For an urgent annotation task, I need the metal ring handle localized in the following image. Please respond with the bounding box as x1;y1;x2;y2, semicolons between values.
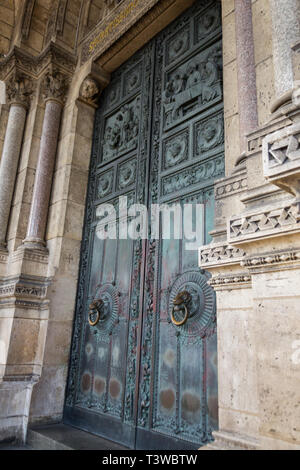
170;304;189;326
88;310;100;326
88;299;103;326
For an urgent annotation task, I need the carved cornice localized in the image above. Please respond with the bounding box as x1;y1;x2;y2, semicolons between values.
229;202;300;244
208;273;251;289
0;298;50;311
200;242;246;268
38;42;77;75
0;275;51;303
241;249;300;271
80;0;188;65
215;173;247;200
11;247;49;264
0;43;77;82
247;114;293;156
262;121;300;208
0;374;40;386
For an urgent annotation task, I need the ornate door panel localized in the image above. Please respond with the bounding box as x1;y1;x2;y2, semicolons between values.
64;42;154;448
65;0;223;450
135;0;223;449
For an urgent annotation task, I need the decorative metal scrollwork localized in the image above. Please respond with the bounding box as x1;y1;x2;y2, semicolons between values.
170;291;191;326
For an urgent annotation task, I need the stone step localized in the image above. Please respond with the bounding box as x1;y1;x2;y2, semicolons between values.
27;423;129;451
200;431;259;451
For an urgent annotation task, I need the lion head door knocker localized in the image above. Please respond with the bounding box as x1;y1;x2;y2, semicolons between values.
88;283;120;337
88;299;103;326
88;293;112;327
168;271;216;342
170;291;191;326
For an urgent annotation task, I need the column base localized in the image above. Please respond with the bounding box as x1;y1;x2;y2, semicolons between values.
22;237;48;252
199;431;260;451
0;376;39;444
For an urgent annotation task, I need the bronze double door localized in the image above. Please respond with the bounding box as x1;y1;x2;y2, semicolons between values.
64;0;223;450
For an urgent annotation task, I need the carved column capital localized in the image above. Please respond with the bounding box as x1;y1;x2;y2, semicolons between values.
5;72;34;108
41;68;69;105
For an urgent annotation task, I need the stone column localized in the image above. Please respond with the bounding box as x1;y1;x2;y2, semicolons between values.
270;0;300;100
0;75;32;249
235;0;258;155
23;70;68;250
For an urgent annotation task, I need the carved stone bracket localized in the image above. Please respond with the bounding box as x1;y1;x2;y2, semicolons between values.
263;122;300;208
78;62;111;107
78;77;101;107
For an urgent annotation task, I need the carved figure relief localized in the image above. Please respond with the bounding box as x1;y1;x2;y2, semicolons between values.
163;132;188;169
97;170;114;198
166;27;190;65
102;96;141;161
124;64;142;96
162;155;224;196
80;77;100;106
118;159;137;189
163;44;222;127
195;4;221;43
195;113;224;155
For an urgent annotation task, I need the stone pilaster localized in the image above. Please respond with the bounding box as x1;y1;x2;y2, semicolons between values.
270;0;300;103
0;75;33;250
235;0;258;158
23;69;69;250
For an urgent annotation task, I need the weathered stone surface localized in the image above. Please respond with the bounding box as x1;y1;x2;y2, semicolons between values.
235;0;258;152
270;0;300;98
24;99;63;249
0;105;27;248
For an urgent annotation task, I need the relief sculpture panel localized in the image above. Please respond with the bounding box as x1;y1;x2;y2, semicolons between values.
195;110;224;158
163;43;222;129
166;26;190;66
102;96;141;162
195;2;221;44
162;130;189;170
